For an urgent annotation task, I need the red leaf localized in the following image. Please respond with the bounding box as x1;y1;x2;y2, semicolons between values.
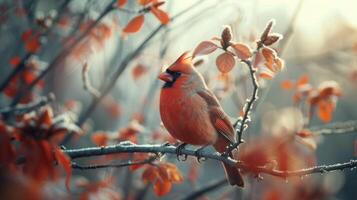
37;107;53;128
137;0;153;6
122;15;144;33
117;0;127;7
297;74;309;87
153;179;172;197
230;43;252;60
280;80;293;90
192;41;218;58
22;71;36;85
9;56;21;67
25;36;40;53
91;132;109;146
216;52;235;73
54;148;72;191
21;29;33;41
150;6;169;25
317;101;333;123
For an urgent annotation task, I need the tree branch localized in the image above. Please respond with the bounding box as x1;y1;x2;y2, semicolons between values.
63;142;357;178
310;120;357;136
71;155;158;170
228;59;259;153
0;93;55;116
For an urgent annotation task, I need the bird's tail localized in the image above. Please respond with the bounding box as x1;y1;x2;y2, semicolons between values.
222;162;244;187
214;138;244;187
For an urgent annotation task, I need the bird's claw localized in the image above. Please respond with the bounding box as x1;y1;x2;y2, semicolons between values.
175;143;187;161
194;146;208;163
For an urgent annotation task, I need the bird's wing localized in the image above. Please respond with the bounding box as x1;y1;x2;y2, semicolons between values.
197;90;236;144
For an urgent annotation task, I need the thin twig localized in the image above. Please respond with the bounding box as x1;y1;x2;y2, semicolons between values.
228;59;259;153
181;178;228;200
72;155;157;170
0;93;55;115
278;0;305;55
81;62;100;98
310;120;357;136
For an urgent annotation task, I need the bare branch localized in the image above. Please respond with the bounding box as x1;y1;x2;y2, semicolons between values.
63;142;357;178
228;59;259;153
310;120;357;136
81;62;100;98
0;93;55;116
71;155;158;170
278;0;305;55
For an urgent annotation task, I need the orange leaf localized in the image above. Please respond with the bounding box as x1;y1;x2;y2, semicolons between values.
261;47;276;67
9;56;21;67
21;29;33;41
25;36;40;53
132;64;147;80
192;41;218;58
91;132;108;146
317;101;333;123
259;68;274;80
123;15;144;33
38;107;53;128
280;80;293;90
117;0;127;7
150;6;169;25
230;43;252;60
216;52;235;73
153;179;172;197
54;148;72;191
22;71;36;84
137;0;153;5
297;74;309;87
142;166;158;183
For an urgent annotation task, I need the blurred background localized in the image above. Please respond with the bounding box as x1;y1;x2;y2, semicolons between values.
0;0;357;199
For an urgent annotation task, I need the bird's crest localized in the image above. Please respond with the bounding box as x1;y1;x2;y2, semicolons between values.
167;51;193;73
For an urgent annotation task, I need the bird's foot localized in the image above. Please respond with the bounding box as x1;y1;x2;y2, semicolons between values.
194;145;208;163
175;143;188;161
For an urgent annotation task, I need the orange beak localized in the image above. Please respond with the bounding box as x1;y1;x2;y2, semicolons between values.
158;71;173;82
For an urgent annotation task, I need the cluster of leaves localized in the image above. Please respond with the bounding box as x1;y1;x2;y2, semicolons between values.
281;75;342;123
192;20;284;80
121;0;169;34
0;106;80;198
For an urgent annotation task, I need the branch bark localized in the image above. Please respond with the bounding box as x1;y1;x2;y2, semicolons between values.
63;142;357;178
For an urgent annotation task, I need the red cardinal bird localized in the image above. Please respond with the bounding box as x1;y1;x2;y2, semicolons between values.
158;52;244;187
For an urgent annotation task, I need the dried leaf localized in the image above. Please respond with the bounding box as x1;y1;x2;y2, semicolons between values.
137;0;153;6
153;179;172;197
297;75;309;87
122;15;144;33
91;132;108;146
54;148;72;191
260;19;275;42
150;6;169;25
9;56;21;67
280;80;293;90
317;101;333;123
221;26;232;47
192;41;218;58
25;36;40;53
216;52;235;73
117;0;127;7
263;33;283;46
230;43;252;60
